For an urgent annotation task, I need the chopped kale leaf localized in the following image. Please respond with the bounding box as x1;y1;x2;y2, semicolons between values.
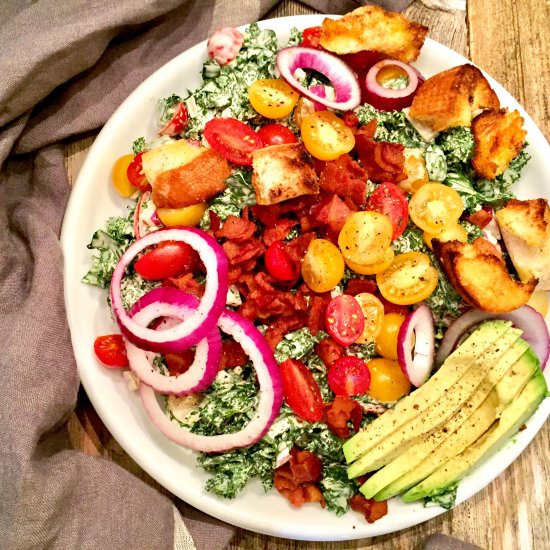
131;136;148;155
424;482;458;509
321;464;356;516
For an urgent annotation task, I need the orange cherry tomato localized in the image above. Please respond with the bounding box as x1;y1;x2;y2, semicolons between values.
248;79;299;119
375;312;406;360
366;357;411;402
301;238;345;293
112;154;137;197
301;111;355;161
353;293;385;344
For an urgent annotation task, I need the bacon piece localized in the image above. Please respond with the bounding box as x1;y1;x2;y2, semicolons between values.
349;494;388;523
374;291;410;316
262;218;297;246
285;232;316;265
222;238;265;265
165;350;196;375
289;448;323;483
323;396;363;439
164;273;205;298
209;211;221;232
252;195;315;227
344;278;378;296
467;208;493;229
307;293;331;335
355;132;406;184
310;193;353;236
215;215;257;241
319;154;368;206
314;337;345;369
220;340;248;369
265;314;307;349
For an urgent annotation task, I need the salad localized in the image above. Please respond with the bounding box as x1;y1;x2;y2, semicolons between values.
83;7;549;525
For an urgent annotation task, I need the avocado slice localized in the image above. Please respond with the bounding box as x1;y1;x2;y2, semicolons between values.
343;321;513;464
346;326;522;477
360;340;535;499
402;368;548;502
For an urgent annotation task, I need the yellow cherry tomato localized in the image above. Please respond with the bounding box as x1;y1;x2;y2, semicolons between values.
301;111;355;161
527;290;549;317
376;251;439;305
366;357;411;402
156;202;208;227
423;222;468;250
408;182;464;235
293;96;316;128
248;79;299;119
112;154;137;197
301;238;345;293
338;211;393;266
375;312;406;359
354;293;385;344
345;246;395;275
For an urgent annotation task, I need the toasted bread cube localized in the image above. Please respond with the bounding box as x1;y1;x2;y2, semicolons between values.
432;237;536;312
496;199;550;290
141;139;202;184
408;65;500;132
251;142;319;205
472;109;526;180
319;6;427;63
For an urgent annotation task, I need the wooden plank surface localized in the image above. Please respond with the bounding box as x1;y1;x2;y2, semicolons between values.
65;1;550;549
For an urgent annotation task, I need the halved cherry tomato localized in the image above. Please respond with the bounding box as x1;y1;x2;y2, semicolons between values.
248;79;299;119
127;152;151;192
423;222;468;250
134;241;200;280
300;26;323;48
165;350;195;375
264;240;297;282
280;359;323;422
366;357;411;402
156;202;208;227
353;293;384;344
408;182;464;235
376;251;438;305
301;111;355;161
325;295;365;347
203;117;263;165
301;238;345;293
257;123;298;146
159;102;188;136
344;247;395;276
94;334;128;368
366;182;409;240
328;356;371;396
375;312;406;360
112;154;137;197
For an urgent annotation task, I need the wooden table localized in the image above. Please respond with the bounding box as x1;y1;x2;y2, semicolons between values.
65;1;550;548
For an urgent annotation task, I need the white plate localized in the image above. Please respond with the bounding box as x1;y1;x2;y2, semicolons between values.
61;14;550;541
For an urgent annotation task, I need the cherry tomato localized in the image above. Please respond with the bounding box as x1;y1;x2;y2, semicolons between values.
423;222;468;250
156;203;208;227
353;293;385;344
280;359;323;422
257;124;298;146
165;350;195;375
301;111;355;161
375;312;406;360
325;295;365;347
159;102;188;136
94;334;128;368
264;240;297;282
366;357;411;402
301;238;344;293
366;182;409;240
112;154;137;197
248;79;299;119
203;117;263;165
328;356;371;396
134;241;200;280
126;152;151;192
376;251;438;305
300;26;323;48
344;247;395;276
293;97;317;128
408;182;464;235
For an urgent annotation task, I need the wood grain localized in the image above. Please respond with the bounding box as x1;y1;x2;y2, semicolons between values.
65;1;549;549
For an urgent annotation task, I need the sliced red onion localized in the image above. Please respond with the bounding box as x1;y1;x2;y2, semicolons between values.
125;289;221;395
309;85;328;111
134;191;162;240
397;304;435;387
276;46;361;111
139;306;283;453
364;59;420;112
436;306;549;370
110;228;228;353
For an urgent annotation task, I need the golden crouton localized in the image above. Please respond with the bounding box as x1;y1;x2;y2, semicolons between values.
408;65;500;132
142;139;202;184
432;237;536;312
251;142;319;205
151;148;230;208
495;199;550;290
471;109;526;180
319;5;428;63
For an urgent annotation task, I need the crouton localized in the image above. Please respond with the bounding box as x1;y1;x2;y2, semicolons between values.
141;139;202;184
251;142;319;205
319;6;428;63
495;199;550;290
432;237;536;312
151;147;230;208
408;65;500;132
471;109;526;180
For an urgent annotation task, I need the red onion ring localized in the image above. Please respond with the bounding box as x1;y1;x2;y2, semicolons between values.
125;289;221;395
133;191;162;240
436;306;549;370
397;304;435;387
110;227;228;353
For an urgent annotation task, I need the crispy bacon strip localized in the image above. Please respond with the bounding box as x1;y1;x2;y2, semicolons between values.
349;494;388;524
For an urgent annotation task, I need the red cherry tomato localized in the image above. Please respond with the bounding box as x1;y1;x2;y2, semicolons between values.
134;241;200;280
165;350;195;375
328;356;371;396
159;102;188;136
94;334;128;368
280;359;323;422
257;124;298;146
126;152;151;192
264;240;297;282
339;51;386;74
300;26;323;49
325;295;365;347
366;181;409;240
203;117;263;165
342;111;359;132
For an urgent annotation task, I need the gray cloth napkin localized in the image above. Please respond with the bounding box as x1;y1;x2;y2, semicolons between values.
0;1;411;549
